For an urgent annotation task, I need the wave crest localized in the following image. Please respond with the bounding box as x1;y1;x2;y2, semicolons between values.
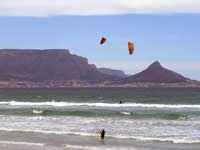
0;128;199;144
0;101;200;109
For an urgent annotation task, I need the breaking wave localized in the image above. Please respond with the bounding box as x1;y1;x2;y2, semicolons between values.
0;128;199;144
0;101;200;109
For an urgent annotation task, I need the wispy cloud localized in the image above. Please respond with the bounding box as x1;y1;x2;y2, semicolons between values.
0;0;200;17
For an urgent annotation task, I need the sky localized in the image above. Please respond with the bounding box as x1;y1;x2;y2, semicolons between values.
0;0;200;80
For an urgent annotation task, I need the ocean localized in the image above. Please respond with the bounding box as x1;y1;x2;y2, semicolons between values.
0;88;200;150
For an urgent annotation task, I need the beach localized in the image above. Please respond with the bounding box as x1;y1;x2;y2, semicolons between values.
0;88;200;150
0;130;200;150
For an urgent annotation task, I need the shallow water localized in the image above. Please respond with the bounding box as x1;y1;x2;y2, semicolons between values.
0;88;200;149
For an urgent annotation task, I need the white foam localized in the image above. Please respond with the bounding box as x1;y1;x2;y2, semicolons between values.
0;128;199;144
0;127;96;137
0;140;43;146
0;141;95;150
1;101;200;109
0;141;132;150
120;112;131;115
113;135;200;144
32;109;43;114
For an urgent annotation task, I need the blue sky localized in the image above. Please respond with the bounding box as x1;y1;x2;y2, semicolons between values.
0;0;200;80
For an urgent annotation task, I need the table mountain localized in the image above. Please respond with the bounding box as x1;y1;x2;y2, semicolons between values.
0;49;113;82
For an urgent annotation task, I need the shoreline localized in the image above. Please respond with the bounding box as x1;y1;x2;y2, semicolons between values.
0;131;200;150
0;141;88;150
0;86;200;89
0;139;200;150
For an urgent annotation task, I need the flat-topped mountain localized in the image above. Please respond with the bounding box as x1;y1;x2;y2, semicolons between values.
0;50;198;88
0;49;113;82
121;61;189;83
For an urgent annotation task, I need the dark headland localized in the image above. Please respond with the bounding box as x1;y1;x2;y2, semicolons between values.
0;49;199;88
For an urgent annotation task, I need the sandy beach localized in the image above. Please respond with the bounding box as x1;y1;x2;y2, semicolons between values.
0;140;200;150
0;142;88;150
0;130;200;150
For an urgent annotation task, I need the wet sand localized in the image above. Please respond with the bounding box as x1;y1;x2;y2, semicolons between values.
0;143;89;150
0;130;200;150
0;141;200;150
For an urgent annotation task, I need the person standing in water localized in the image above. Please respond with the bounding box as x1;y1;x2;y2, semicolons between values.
100;129;105;140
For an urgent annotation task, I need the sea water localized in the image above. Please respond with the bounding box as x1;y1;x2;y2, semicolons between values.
0;88;200;149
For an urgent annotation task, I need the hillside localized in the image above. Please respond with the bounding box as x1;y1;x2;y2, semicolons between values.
0;49;113;82
120;61;189;83
98;68;127;78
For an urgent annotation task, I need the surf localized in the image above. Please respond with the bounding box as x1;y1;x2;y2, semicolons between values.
0;128;199;144
1;101;200;109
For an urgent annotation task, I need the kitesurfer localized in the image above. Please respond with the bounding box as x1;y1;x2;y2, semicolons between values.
100;129;105;140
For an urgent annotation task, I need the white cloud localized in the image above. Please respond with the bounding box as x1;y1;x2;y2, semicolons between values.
0;0;200;17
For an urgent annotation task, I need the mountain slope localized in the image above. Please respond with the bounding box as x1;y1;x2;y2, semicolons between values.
98;68;127;78
121;61;188;83
0;49;113;82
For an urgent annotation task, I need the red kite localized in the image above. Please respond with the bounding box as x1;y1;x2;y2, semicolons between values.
100;37;107;45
